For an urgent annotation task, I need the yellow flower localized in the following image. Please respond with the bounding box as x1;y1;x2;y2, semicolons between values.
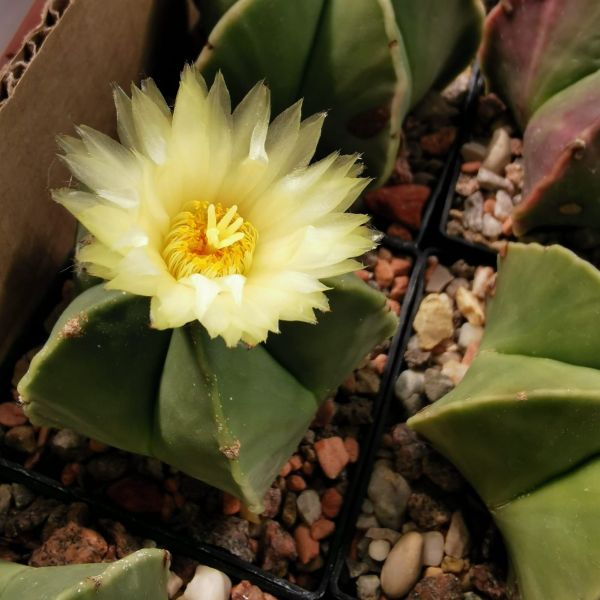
54;67;376;346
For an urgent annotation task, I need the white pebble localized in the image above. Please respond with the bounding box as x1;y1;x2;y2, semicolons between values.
472;267;495;299
181;565;231;600
477;168;514;194
357;574;381;600
461;141;487;162
394;370;425;402
494;190;514;220
482;213;503;239
445;511;470;558
369;539;392;562
380;532;424;599
482;128;511;175
167;572;183;599
458;322;484;349
422;531;444;566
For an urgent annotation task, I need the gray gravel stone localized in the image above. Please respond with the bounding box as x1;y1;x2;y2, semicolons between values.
297;490;321;525
424;368;454;402
368;464;411;529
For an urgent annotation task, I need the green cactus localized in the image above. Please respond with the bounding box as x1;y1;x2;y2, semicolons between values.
196;0;484;184
480;0;600;238
0;549;169;599
408;243;600;599
19;275;397;513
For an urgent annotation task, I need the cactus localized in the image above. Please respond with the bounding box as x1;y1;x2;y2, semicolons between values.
196;0;484;184
19;275;397;513
408;243;600;599
480;0;600;237
0;549;170;599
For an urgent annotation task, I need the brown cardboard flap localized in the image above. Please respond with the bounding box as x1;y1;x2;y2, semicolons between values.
0;0;165;361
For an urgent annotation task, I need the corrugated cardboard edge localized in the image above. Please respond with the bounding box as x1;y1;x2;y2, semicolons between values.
0;0;163;362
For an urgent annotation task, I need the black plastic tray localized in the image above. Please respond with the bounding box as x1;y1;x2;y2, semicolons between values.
329;239;497;600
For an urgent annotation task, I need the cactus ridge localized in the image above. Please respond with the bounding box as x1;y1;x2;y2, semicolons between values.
19;274;397;512
409;243;600;600
480;0;600;237
196;0;484;184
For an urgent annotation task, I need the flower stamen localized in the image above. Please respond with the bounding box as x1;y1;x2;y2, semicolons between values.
163;201;257;280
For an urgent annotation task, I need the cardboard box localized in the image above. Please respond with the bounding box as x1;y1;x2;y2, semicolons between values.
0;0;188;361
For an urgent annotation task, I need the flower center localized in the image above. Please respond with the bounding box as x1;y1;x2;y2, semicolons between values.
162;201;258;279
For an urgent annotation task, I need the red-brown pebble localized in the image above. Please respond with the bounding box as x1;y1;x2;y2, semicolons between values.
461;161;481;174
294;525;320;564
390;258;412;276
88;439;108;453
420;126;457;156
502;216;514;236
365;185;430;230
314;437;350;479
371;353;388;375
61;463;81;487
390;275;409;300
312;397;335;428
374;260;395;287
321;488;343;519
355;269;370;282
302;462;314;476
386;223;413;241
106;477;164;513
223;492;241;515
0;403;26;427
279;462;292;478
289;454;303;471
344;437;360;463
387;299;401;315
231;580;265;600
288;474;307;492
483;199;496;214
310;518;335;541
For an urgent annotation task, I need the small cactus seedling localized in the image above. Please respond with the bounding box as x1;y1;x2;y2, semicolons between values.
196;0;484;184
409;243;600;600
0;549;170;599
480;0;600;237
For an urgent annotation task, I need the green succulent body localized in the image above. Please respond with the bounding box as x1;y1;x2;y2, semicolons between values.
409;243;600;599
19;274;397;512
480;0;600;237
0;549;169;599
196;0;484;184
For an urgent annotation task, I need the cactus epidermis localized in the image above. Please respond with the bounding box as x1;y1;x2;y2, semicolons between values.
19;274;397;512
409;243;600;600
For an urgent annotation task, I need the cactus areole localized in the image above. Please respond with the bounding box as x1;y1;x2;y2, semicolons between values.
17;70;398;513
409;243;600;600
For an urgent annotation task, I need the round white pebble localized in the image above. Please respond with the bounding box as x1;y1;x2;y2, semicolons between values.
368;539;391;562
181;565;231;600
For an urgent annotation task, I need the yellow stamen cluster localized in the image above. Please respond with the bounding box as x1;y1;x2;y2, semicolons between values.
162;201;258;280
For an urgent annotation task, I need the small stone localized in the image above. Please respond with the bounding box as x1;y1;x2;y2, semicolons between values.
441;360;468;386
482;214;503;239
422;531;444;566
477;168;514;194
461;161;481;175
205;517;255;563
181;565;231;600
441;556;465;574
470;564;507;600
314;437;350;479
294;524;319;564
4;426;36;453
106;477;164;513
407;491;451;529
394;370;425;402
374;260;395;288
413;294;454;350
420;126;457;156
167;571;184;599
425;264;454;293
445;511;470;558
365;527;401;545
368;539;391;562
472;267;495;299
494;190;513;221
482;128;511;175
404;335;432;368
424;368;454;403
364;185;430;230
505;161;524;189
287;474;307;492
282;492;298;528
357;574;381;600
391;257;412;276
231;580;265;600
262;519;297;569
445;277;469;299
50;429;88;461
261;488;282;518
368;464;411;529
356;514;379;530
297;490;321;525
406;574;463;600
460;142;487;162
455;287;485;326
11;484;34;509
390;425;428;480
0;403;27;427
321;488;343;519
380;532;424;599
462;192;484;233
310;518;335;541
455;174;480;197
390;276;409;300
458;323;484;349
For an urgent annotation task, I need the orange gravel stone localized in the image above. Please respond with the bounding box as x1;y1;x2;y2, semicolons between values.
374;260;395;287
371;353;388;375
461;160;481;174
223;492;241;515
390;275;409;300
355;269;371;282
387;299;401;315
289;454;303;471
344;437;360;463
287;474;307;492
294;524;319;564
60;463;81;487
0;403;26;427
314;436;350;479
310;518;335;541
483;199;496;214
321;488;343;518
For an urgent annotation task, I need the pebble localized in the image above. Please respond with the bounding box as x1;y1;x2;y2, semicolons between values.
380;531;424;599
11;483;34;508
4;425;36;453
297;490;321;525
281;492;297;528
445;277;469;299
106;477;164;514
481;128;511;175
425;264;454;293
505;161;524;189
50;429;88;461
441;360;468;386
458;323;484;349
357;574;381;600
0;403;27;427
460;141;487;162
477;168;514;194
462;192;484;233
455;174;480;197
394;370;425;402
321;487;343;519
374;260;395;288
407;574;463;600
364;184;430;230
471;267;495;299
314;436;350;479
294;524;319;564
365;527;401;545
420;126;457;156
310;518;335;540
445;511;470;558
424;368;454;402
422;531;444;566
344;437;360;463
367;464;411;529
167;572;184;599
455;288;485;326
368;539;391;562
181;565;231;600
413;294;454;350
482;213;503;239
494;190;513;221
407;492;451;529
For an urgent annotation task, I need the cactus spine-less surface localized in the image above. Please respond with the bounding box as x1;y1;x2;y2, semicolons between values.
19;275;397;512
0;549;170;599
196;0;484;184
408;243;600;600
480;0;600;237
